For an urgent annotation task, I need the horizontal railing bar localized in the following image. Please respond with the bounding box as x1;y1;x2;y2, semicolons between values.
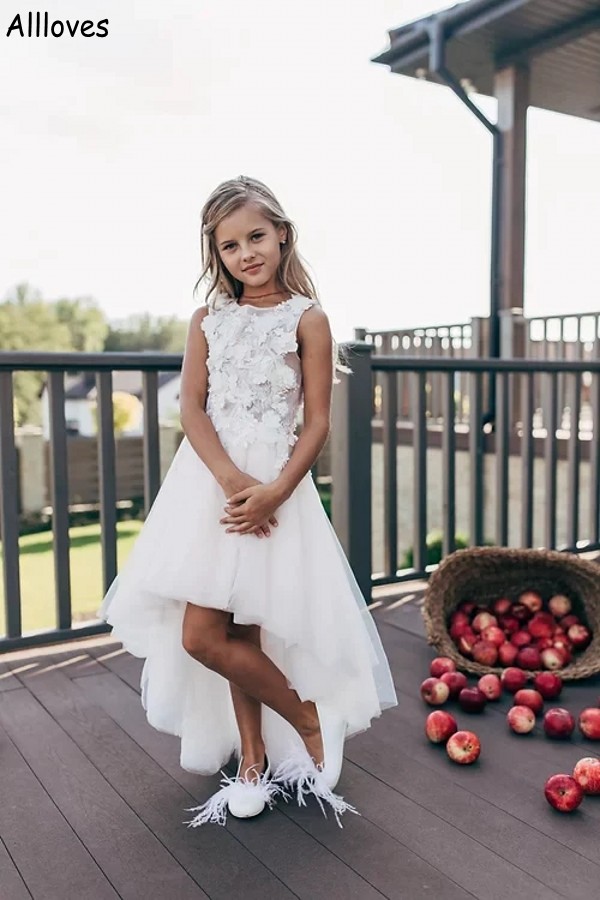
0;352;182;371
371;356;600;374
0;623;111;653
3;350;600;375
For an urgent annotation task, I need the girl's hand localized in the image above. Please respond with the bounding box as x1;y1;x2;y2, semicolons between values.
219;472;278;538
221;483;285;536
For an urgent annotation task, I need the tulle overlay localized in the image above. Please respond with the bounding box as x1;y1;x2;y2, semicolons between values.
98;295;397;775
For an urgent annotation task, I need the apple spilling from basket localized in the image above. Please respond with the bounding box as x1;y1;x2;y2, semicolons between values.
448;590;592;671
421;655;600;812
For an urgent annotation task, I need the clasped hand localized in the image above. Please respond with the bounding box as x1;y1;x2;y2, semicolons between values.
219;483;283;538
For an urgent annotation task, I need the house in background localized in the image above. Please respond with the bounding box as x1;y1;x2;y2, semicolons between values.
39;370;181;438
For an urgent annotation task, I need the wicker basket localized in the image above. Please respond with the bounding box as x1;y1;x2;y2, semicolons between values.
422;546;600;681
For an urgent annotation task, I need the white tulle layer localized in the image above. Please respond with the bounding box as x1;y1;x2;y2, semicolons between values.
97;435;398;775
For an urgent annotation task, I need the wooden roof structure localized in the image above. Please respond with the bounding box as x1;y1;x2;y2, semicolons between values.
371;0;600;405
373;0;600;122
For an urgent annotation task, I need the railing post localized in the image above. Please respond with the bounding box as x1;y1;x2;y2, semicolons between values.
500;308;527;429
331;342;373;602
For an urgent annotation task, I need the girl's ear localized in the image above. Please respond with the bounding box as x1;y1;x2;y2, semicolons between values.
278;225;288;244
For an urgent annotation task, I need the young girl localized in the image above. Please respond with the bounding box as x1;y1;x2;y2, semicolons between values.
98;175;397;829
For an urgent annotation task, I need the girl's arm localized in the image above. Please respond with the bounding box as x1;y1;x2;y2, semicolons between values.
179;306;242;487
271;305;333;501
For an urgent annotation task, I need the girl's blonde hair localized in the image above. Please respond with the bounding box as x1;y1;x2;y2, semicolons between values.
193;175;350;382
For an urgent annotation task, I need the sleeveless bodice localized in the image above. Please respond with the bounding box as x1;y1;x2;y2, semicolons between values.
201;293;316;473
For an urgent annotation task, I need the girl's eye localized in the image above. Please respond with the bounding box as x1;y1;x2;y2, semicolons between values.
222;233;263;251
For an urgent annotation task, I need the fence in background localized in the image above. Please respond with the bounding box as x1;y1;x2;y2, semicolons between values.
360;311;600;430
2;344;600;650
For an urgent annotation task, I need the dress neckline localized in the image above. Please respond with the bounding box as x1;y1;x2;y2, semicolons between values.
235;293;299;311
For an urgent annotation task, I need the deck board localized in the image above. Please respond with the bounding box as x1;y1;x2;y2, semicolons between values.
1;591;599;899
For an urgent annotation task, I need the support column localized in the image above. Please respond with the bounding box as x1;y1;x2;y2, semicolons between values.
494;64;529;315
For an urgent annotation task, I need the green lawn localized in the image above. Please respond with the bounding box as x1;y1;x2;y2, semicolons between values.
0;521;143;636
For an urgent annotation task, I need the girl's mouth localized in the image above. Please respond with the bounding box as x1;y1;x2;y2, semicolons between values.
244;263;263;273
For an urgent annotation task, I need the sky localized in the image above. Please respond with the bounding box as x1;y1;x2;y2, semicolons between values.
1;0;600;343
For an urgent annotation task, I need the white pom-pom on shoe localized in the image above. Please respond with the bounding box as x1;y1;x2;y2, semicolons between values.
273;746;360;828
184;755;286;827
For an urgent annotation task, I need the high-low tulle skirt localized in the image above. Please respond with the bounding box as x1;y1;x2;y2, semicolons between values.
97;434;398;775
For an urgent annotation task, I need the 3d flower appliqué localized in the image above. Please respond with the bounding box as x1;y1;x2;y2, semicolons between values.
201;295;316;470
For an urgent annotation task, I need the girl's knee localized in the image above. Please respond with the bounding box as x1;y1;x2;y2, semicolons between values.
182;630;226;668
181;604;228;668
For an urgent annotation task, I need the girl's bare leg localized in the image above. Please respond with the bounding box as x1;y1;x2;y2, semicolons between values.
227;619;266;781
182;604;324;766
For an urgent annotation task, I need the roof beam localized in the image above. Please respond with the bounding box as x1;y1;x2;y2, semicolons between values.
497;7;600;67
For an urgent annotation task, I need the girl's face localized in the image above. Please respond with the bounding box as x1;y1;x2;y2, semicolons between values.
215;203;287;291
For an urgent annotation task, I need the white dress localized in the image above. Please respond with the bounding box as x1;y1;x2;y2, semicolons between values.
98;293;398;775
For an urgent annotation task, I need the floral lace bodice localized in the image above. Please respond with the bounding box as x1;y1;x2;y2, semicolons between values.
201;293;317;473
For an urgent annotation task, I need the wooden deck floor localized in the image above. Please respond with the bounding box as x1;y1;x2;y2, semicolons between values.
1;591;600;900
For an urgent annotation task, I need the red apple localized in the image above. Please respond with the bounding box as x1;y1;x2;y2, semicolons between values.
450;611;470;627
458;601;477;616
458;687;487;713
534;637;554;651
512;603;531;622
501;667;528;693
528;613;555;640
517;647;542;670
559;614;579;629
450;620;472;640
540;647;566;671
544;774;584;812
533;672;563;700
458;633;477;656
493;597;513;617
519;590;543;613
472;640;498;666
472;612;497;633
507;705;536;734
513;689;544;715
548;594;572;618
499;615;520;635
446;730;481;764
440;670;468;698
425;710;458;744
572;757;600;795
543;707;575;739
578;708;600;740
498;642;519;666
481;625;506;648
510;630;532;648
568;624;592;650
420;677;450;706
430;657;457;678
478;673;502;700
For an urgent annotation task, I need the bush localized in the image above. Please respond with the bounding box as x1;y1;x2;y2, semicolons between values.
401;530;472;569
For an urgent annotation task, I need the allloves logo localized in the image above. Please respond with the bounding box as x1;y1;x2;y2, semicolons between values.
6;11;109;38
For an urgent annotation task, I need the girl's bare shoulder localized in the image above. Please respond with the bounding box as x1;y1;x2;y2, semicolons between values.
189;305;210;329
298;302;331;334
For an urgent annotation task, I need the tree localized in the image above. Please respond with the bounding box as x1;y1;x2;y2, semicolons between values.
90;391;142;435
0;282;109;425
105;313;187;353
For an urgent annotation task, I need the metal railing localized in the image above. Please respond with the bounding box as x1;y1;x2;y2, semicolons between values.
361;311;600;430
2;347;600;651
330;346;600;601
0;351;180;651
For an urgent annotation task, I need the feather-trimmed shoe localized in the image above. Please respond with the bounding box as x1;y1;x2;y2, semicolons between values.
313;700;346;790
183;754;284;827
272;745;360;829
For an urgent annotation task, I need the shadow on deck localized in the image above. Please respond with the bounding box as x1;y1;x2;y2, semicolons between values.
1;588;600;900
